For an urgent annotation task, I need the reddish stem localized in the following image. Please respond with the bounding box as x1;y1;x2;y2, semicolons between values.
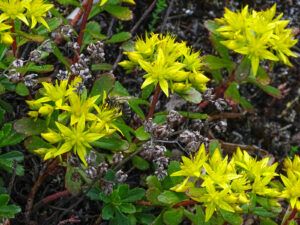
73;0;93;63
25;158;59;224
174;199;197;207
33;190;70;211
146;84;161;120
283;207;298;225
10;22;18;58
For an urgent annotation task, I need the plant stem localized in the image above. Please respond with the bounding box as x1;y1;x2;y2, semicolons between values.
73;0;93;63
33;190;70;212
146;84;161;120
11;21;18;58
283;207;298;225
25;158;59;224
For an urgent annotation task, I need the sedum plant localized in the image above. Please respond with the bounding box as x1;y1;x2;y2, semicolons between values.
119;33;210;103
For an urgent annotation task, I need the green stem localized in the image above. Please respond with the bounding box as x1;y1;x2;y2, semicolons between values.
146;84;161;120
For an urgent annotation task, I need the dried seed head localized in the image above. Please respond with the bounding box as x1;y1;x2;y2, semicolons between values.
78;53;90;66
202;88;215;101
85;151;97;165
23;73;38;87
12;59;24;68
61;25;74;38
79;68;92;81
101;182;113;195
167;110;184;128
29;50;42;63
70;63;84;75
67;42;80;50
115;170;128;183
214;99;228;112
140;141;155;160
8;69;20;82
154;155;169;168
153;145;167;158
69;154;80;167
144;119;154;133
73;82;86;94
85;166;97;179
191;119;205;131
57;70;69;80
185;141;200;153
112;152;124;164
97;162;108;177
87;41;105;61
155;166;168;181
41;40;54;53
178;130;196;144
152;124;173;140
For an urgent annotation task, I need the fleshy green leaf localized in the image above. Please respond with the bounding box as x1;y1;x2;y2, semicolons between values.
157;191;188;205
65;167;82;195
106;32;132;43
90;73;115;104
103;4;133;21
91;137;129;151
135;125;150;141
131;155;150;170
219;209;243;225
121;187;145;202
102;204;115;220
91;63;113;71
24;136;53;152
163;208;183;225
14;118;47;136
176;87;202;104
224;82;240;104
204;20;222;35
15;83;29;96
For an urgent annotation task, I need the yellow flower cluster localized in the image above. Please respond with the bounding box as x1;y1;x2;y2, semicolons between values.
216;4;298;76
26;77;122;166
170;144;280;222
99;0;135;7
0;0;53;44
119;33;210;97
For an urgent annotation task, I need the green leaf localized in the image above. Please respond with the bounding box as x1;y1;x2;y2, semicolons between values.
0;127;25;148
0;199;21;219
146;187;162;205
152;212;164;225
131;155;149;171
87;186;103;201
24;136;53;152
219;209;243;225
49;8;70;28
115;207;130;225
120;203;136;214
122;40;135;52
253;207;277;218
256;66;270;86
224;82;240;104
157;191;188;205
36;17;62;35
65;167;82;195
246;75;280;97
163;208;183;225
0;194;9;206
210;34;230;61
240;97;253;111
0;151;24;175
183;205;207;225
209;140;221;155
104;4;133;21
89;73;115;104
128;102;145;120
0;76;15;92
260;219;278;225
53;45;70;69
204;20;222;35
91;63;113;71
104;169;116;181
176;87;202;104
135;125;150;141
153;114;167;124
102;204;115;220
91;137;129;151
15;30;45;43
106;32;132;43
0;99;12;113
19;63;54;73
176;111;208;119
83;21;107;45
111;81;130;96
0;83;5;95
14;118;47;136
203;55;234;71
135;213;155;225
235;57;251;83
142;84;154;100
0;44;7;61
15;83;29;96
57;0;83;9
167;161;183;186
146;175;162;190
0;108;4;124
121;187;145;203
113;121;134;142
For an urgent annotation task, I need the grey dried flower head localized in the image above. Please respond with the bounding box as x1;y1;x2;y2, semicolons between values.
191;119;205;131
155;166;168;181
213;120;227;133
154;155;169;168
178;130;196;144
202;88;215;101
185;141;200;153
79;68;92;80
57;70;69;80
73;82;86;94
70;63;84;75
78;53;90;66
29;50;42;63
112;152;124;164
87;41;105;61
144;119;154;133
85;151;97;165
69;154;80;167
85;166;97;179
140;141;155;160
153;145;167;158
41;39;54;53
12;59;24;68
97;162;108;177
67;42;80;50
214;99;228;112
101;182;114;195
23;73;38;87
167;110;184;128
152;124;173;140
8;69;20;82
115;170;128;183
61;25;74;38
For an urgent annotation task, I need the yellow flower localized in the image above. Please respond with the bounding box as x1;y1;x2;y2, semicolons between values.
0;19;12;44
58;92;99;126
0;0;28;25
40;116;105;166
281;171;300;210
99;0;108;6
170;177;194;192
171;143;207;178
24;0;54;30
